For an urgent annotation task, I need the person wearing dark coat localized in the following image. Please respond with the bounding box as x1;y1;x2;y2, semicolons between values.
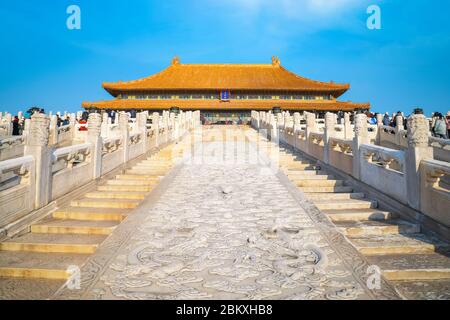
12;116;20;135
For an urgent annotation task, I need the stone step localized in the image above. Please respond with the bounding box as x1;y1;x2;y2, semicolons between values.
314;199;378;210
284;165;317;171
279;160;311;166
285;170;327;176
98;185;154;192
70;198;140;209
366;253;450;281
299;186;354;193
128;170;169;176
289;175;336;181
53;207;128;221
0;278;66;300
85;191;147;200
297;180;344;187
126;169;166;176
106;179;157;186
0;251;88;280
350;233;440;255
334;219;420;237
0;233;106;254
31;219;118;235
135;161;172;166
115;174;161;181
306;192;365;201
385;269;450;281
278;157;306;162
323;208;397;222
391;279;450;300
149;154;173;158
134;164;172;170
138;161;172;166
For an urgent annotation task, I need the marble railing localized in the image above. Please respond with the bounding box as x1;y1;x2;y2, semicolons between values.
378;123;450;162
101;137;124;175
359;144;407;203
0;110;201;236
0;156;35;231
52;143;93;200
0;123;11;136
329;137;354;175
0;136;25;161
379;125;408;150
429;137;450;162
253;110;450;228
420;159;450;226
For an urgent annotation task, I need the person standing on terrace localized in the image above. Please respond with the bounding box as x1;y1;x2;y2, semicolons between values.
433;113;447;139
12;116;20;136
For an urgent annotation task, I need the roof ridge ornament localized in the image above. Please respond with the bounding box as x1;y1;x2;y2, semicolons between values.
172;56;180;66
271;56;281;67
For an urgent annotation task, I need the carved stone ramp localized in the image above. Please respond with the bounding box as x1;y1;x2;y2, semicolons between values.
53;126;400;300
273;142;450;300
0;139;191;300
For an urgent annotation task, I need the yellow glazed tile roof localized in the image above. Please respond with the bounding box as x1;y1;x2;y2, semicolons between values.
103;57;350;96
83;99;369;111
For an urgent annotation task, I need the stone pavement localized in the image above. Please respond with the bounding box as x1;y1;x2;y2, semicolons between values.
54;126;400;300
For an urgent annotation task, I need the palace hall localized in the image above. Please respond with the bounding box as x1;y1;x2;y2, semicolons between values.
83;56;370;124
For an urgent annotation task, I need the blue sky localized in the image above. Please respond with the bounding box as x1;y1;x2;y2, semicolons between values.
0;0;449;116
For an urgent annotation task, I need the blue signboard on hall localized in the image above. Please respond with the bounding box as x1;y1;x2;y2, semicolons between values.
221;90;230;101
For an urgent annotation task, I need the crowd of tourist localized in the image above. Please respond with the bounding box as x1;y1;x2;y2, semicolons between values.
3;107;75;136
362;110;450;139
2;108;450;139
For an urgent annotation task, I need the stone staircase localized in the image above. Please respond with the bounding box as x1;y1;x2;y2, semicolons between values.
0;145;182;299
274;144;450;299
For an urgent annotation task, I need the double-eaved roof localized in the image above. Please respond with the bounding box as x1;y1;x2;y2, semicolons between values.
103;57;350;97
84;57;370;111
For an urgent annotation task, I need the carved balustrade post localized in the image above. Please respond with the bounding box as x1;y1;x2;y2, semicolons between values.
259;111;265;130
137;112;148;153
344;113;353;140
23;119;31;144
101;112;109;138
24;113;51;208
282;112;291;144
352;113;369;179
5;113;12;136
305;112;317;155
68;113;75;140
169;112;176;141
293;112;301;150
87;112;103;179
254;111;261;129
174;112;181;140
395;115;404;146
179;111;184;136
119;112;130;163
187;111;191;129
277;112;284;131
323;112;336;164
49;115;58;146
161;111;169;144
375;113;384;145
269;113;278;142
152;112;160;147
405;114;433;210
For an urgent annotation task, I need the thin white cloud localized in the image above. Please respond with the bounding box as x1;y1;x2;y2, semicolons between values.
222;0;364;19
